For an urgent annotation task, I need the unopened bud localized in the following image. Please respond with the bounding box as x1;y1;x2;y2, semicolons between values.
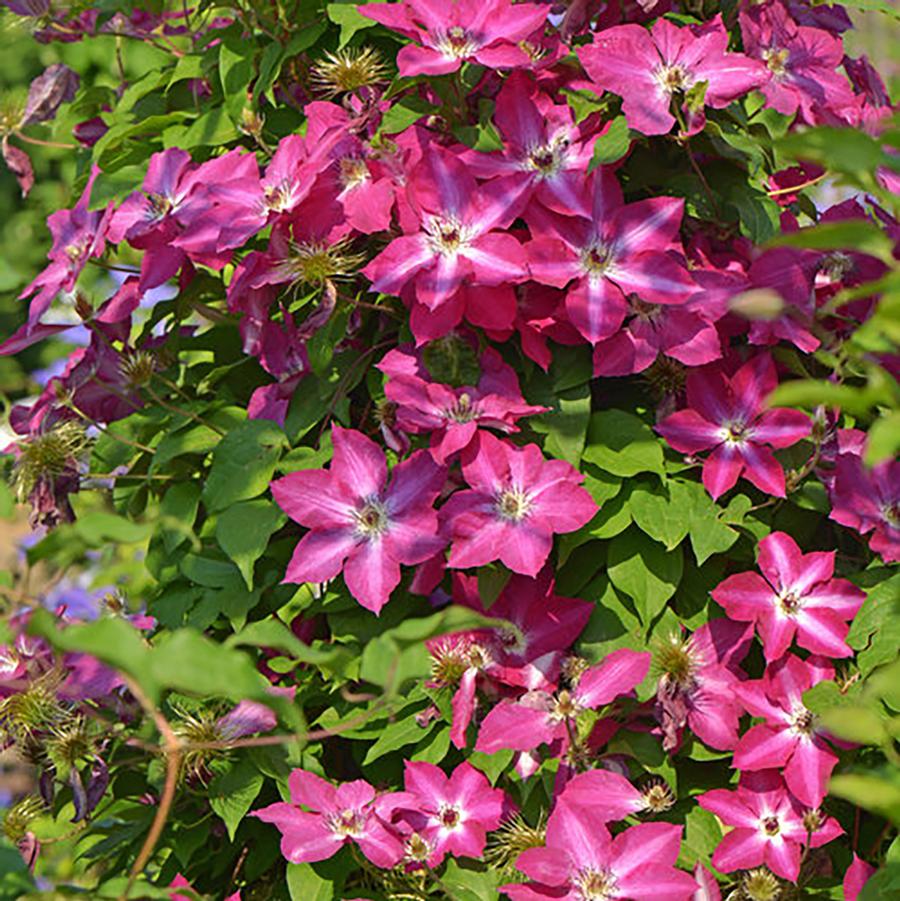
728;289;785;321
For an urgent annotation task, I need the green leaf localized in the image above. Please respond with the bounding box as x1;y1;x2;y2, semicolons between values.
363;709;433;764
160;482;201;553
74;511;152;545
202;419;288;513
219;34;258;120
442;860;502;901
326;2;375;46
607;528;683;626
287;862;334;901
629;481;689;550
679;806;723;868
588;115;631;171
584;410;664;477
215;499;286;589
534;383;591;466
829;772;900;825
770;219;896;265
208;758;264;841
865;411;900;465
477;563;511;609
379;96;435;135
819;705;887;746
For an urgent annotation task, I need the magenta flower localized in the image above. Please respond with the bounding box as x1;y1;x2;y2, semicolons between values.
554;768;650;823
829;452;900;563
440;432;596;576
526;168;695;343
253;770;403;868
739;1;855;123
475;648;650;755
362;147;529;324
503;802;697;901
386;761;506;867
656;354;811;499
458;72;599;217
591;291;722;377
578;15;767;136
430;567;593;747
19;165;112;329
270;426;446;614
358;0;547;77
655;619;753;752
734;654;839;807
711;531;865;661
699;770;840;881
383;347;547;463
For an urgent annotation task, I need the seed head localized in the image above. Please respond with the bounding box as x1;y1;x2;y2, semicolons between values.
10;421;90;505
310;47;387;97
484;812;546;869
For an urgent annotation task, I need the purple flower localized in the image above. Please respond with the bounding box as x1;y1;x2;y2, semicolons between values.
271;425;447;613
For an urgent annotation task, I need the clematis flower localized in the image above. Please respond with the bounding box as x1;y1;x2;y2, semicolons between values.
362;147;529;335
578;15;767;136
591;290;721;376
253;770;403;868
270;426;446;613
458;72;600;217
844;854;876;901
503;802;697;901
383;347;547;463
385;761;506;867
475;648;650;754
19;165;112;330
698;770;840;881
440;432;596;576
733;655;839;807
525;168;695;344
828;452;900;563
553;768;653;823
429;567;593;747
654;619;752;752
357;0;548;77
711;531;865;661
655;353;811;499
739;1;855;123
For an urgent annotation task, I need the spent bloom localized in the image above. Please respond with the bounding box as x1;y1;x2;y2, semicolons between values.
271;425;446;613
711;531;865;662
253;770;403;867
440;432;597;576
656;353;811;499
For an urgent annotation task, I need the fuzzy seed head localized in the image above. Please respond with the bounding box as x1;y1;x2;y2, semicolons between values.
276;237;365;286
310;47;387;96
484;813;546;869
741;867;781;901
10;421;90;504
2;796;44;843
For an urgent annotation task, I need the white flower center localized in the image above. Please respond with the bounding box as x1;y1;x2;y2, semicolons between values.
573;866;618;900
496;486;534;522
353;497;389;538
329;808;365;837
436;25;479;59
763;46;790;77
425;215;475;258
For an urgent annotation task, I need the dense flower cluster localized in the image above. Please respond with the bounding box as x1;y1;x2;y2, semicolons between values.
0;0;897;896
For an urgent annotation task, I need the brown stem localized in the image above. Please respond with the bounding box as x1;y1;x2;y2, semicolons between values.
14;132;76;150
120;676;182;901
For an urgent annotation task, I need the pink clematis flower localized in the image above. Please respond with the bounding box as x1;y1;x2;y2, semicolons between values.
362;147;529;334
385;761;506;867
429;567;593;747
458;72;600;217
733;654;839;808
383;347;547;463
699;770;841;881
475;648;650;755
270;426;446;614
525;168;695;344
739;1;855;123
829;452;900;563
503;802;697;901
253;770;403;868
440;431;596;576
358;0;548;77
554;768;652;822
656;353;811;499
19;165;112;329
578;15;767;136
711;531;865;661
844;854;876;901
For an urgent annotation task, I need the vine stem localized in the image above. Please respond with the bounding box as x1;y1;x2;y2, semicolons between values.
120;676;182;901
